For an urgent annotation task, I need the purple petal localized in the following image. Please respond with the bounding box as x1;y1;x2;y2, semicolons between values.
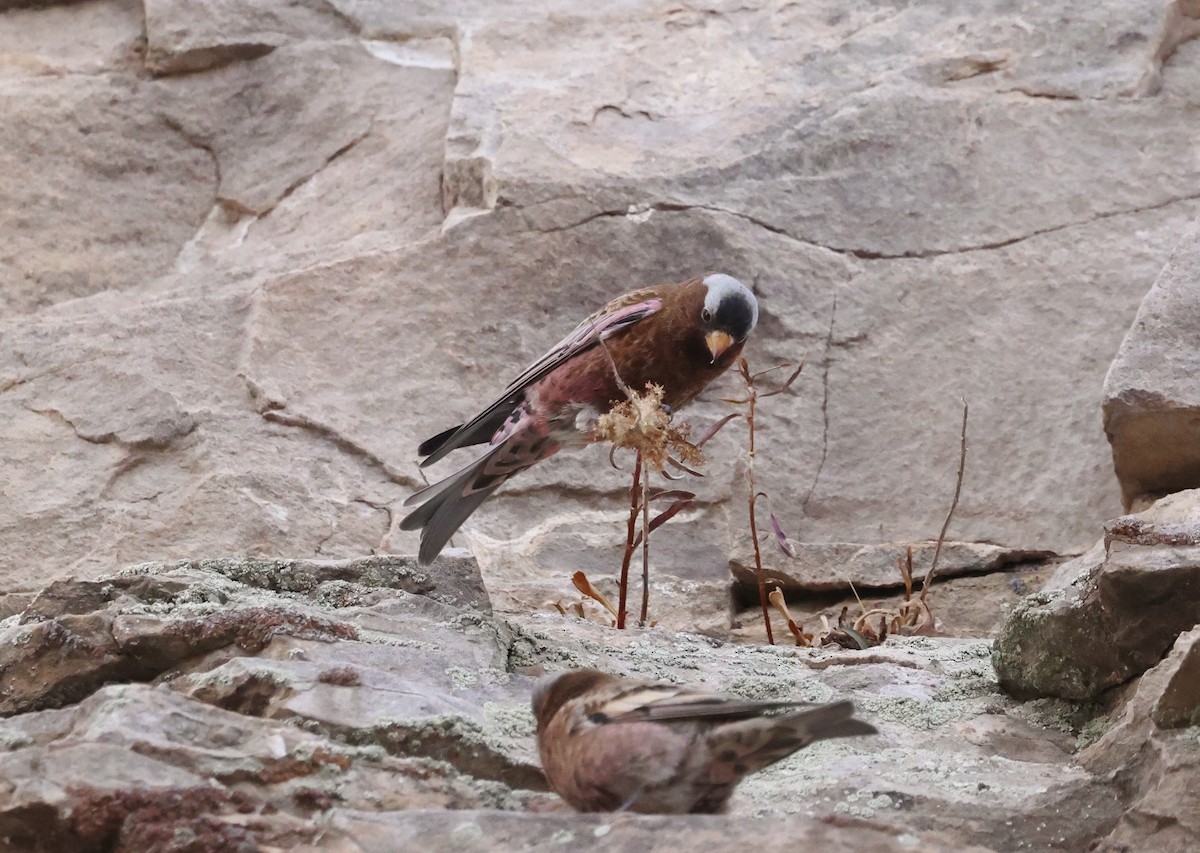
770;509;797;558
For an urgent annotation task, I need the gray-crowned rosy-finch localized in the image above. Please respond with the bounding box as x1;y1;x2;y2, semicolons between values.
402;273;758;563
532;668;876;814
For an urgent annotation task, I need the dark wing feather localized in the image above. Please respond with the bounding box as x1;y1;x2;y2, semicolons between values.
417;422;471;458
417;294;663;467
627;699;819;723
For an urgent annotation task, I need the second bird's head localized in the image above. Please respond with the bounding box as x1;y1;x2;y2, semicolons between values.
699;273;758;363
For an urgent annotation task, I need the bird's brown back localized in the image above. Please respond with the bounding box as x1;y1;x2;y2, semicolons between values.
540;278;744;413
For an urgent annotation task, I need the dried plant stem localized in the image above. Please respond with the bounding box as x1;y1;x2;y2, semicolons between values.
768;588;806;645
640;460;651;626
725;357;804;645
847;578;866;612
598;338;632;399
922;399;969;599
617;450;643;629
744;376;775;645
571;571;619;620
835;402;966;648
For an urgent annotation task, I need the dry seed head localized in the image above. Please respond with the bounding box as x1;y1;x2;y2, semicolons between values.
595;384;703;472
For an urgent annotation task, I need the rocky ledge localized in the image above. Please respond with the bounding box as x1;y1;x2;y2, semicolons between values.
0;550;1194;852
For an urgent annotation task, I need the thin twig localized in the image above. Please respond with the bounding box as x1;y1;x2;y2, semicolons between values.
742;359;775;645
847;578;866;613
922;399;969;600
640;459;651;625
598;338;633;400
617;450;642;629
602;337;640;629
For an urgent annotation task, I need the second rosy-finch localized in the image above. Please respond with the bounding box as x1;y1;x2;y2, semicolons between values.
532;668;877;814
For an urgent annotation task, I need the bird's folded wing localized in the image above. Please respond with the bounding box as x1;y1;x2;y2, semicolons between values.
500;292;663;395
419;296;663;467
594;684;821;725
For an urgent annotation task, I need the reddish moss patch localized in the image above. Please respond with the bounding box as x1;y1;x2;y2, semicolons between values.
220;746;354;786
209;672;290;717
316;666;361;686
291;786;340;811
1105;516;1200;547
165;608;358;654
66;786;261;852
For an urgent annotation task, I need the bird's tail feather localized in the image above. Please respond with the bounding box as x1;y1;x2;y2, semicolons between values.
753;700;878;763
707;700;876;778
400;447;506;564
772;700;877;746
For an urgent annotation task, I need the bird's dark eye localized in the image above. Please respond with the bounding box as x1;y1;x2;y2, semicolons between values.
701;308;712;323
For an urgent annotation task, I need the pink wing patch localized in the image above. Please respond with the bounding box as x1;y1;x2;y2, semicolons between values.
501;298;663;395
417;296;663;469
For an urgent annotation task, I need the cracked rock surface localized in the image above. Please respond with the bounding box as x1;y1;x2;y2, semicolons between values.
2;1;1200;850
1104;221;1200;509
0;557;1142;851
2;0;1200;594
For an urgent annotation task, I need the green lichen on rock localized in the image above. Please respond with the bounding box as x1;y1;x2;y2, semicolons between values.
990;583;1139;701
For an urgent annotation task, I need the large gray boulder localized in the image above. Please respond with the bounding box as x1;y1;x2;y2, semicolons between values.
1104;221;1200;510
993;490;1200;700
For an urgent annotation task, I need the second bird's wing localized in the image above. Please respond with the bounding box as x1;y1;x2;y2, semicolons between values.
588;682;815;726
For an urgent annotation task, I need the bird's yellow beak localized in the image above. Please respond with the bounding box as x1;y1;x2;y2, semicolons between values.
705;330;735;363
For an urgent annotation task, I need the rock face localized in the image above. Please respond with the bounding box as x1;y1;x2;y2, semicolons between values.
1104;221;1200;510
0;554;487;715
2;2;1200;850
2;1;1200;595
0;558;1137;852
993;490;1200;700
729;539;1053;593
295;810;997;853
1081;626;1200;853
0;551;1186;850
0;557;549;851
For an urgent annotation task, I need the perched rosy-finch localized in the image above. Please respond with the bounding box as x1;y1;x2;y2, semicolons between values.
402;273;758;563
532;669;877;814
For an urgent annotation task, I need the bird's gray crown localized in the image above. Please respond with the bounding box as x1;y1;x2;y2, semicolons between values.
702;273;758;339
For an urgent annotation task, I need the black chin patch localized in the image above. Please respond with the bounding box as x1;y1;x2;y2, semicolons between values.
715;294;755;340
